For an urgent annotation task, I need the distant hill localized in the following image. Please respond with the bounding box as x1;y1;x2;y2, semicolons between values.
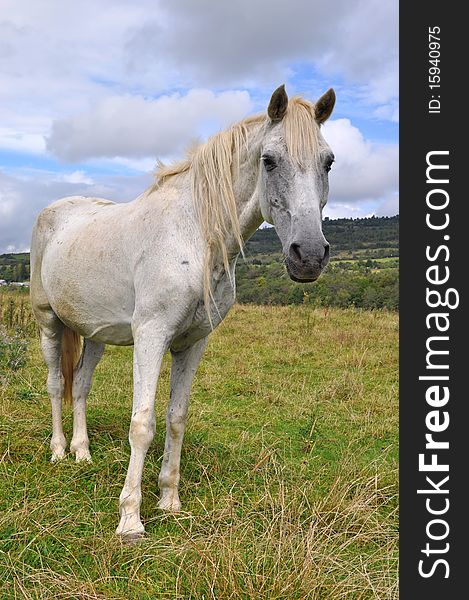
245;215;399;259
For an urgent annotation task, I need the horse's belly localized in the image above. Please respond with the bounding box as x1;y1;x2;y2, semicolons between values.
42;262;134;344
86;322;134;346
50;290;134;345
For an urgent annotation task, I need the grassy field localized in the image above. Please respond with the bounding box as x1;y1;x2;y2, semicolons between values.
0;293;398;599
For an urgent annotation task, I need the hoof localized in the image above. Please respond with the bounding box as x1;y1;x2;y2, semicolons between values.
74;448;92;463
51;449;66;462
116;516;145;542
118;530;145;545
158;492;181;513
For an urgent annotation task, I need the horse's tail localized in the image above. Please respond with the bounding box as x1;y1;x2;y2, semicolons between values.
61;327;82;405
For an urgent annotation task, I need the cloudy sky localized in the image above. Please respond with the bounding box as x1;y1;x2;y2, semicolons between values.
0;0;398;254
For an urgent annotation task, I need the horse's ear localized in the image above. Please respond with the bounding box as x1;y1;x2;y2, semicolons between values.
268;84;288;122
315;88;336;124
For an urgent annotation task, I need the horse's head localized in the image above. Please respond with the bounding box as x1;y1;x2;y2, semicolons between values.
259;85;335;282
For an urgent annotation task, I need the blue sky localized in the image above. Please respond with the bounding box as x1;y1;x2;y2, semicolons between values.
0;0;398;253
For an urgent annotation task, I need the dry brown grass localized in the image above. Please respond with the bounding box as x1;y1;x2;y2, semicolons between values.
0;290;35;333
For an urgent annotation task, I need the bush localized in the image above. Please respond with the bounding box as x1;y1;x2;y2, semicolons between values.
0;326;29;371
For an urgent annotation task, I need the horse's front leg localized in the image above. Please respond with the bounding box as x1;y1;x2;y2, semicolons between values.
158;337;208;512
116;321;169;541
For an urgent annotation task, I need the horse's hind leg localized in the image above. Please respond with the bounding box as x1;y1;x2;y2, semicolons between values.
70;339;104;462
158;336;208;512
39;324;67;462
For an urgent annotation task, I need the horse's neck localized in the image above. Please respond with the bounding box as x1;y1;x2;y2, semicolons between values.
237;189;263;245
228;126;264;254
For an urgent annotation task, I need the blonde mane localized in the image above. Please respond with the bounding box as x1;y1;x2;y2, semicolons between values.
150;96;322;321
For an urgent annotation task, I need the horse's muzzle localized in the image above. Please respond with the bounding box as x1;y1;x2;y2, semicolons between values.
285;241;330;282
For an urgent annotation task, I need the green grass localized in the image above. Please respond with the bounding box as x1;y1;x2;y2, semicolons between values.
0;304;398;599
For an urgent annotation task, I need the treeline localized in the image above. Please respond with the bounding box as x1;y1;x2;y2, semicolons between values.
0;253;30;282
245;215;399;256
322;215;399;250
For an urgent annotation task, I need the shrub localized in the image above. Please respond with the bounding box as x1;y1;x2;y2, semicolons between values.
0;325;29;371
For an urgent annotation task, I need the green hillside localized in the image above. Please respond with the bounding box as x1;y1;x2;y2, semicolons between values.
0;253;30;282
239;216;399;310
246;215;399;258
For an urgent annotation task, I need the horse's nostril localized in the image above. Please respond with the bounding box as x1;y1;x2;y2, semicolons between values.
290;243;302;262
323;243;330;263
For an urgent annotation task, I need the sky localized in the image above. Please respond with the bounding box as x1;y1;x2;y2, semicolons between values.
0;0;398;254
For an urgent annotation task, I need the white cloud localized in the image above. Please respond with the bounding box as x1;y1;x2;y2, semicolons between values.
107;156;158;172
0;0;398;253
46;89;253;161
58;171;94;185
0;127;47;155
0;169;152;254
375;192;399;216
317;0;397;97
323;118;398;207
125;0;397;109
0;0;397;156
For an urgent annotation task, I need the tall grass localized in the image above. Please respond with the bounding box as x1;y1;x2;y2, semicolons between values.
0;291;33;379
0;296;398;599
0;290;35;334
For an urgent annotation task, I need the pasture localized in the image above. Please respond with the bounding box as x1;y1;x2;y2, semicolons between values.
1;293;398;599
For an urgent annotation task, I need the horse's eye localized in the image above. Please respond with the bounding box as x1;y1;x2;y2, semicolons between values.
325;157;335;172
262;155;277;171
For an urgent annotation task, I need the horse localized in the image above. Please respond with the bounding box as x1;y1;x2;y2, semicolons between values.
30;84;335;540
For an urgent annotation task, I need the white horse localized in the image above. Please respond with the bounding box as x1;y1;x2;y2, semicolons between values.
30;85;335;540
